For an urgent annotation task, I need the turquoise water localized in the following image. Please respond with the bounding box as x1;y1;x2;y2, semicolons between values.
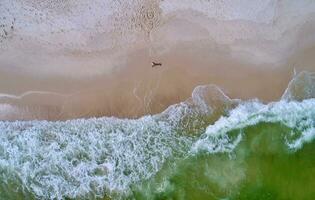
0;72;315;200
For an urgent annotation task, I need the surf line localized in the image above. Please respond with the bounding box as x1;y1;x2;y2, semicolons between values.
0;90;75;100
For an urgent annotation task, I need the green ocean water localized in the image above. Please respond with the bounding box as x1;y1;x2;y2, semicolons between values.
131;122;315;200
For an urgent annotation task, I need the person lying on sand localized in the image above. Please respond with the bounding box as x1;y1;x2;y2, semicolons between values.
151;62;162;67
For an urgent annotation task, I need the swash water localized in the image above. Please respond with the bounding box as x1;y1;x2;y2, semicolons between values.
0;72;314;200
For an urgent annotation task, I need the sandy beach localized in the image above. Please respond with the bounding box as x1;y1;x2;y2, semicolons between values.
0;0;315;120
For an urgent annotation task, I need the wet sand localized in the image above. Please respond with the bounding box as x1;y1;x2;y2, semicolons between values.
1;40;314;121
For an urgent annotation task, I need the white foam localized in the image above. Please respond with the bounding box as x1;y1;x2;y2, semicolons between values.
192;99;315;153
0;116;193;199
